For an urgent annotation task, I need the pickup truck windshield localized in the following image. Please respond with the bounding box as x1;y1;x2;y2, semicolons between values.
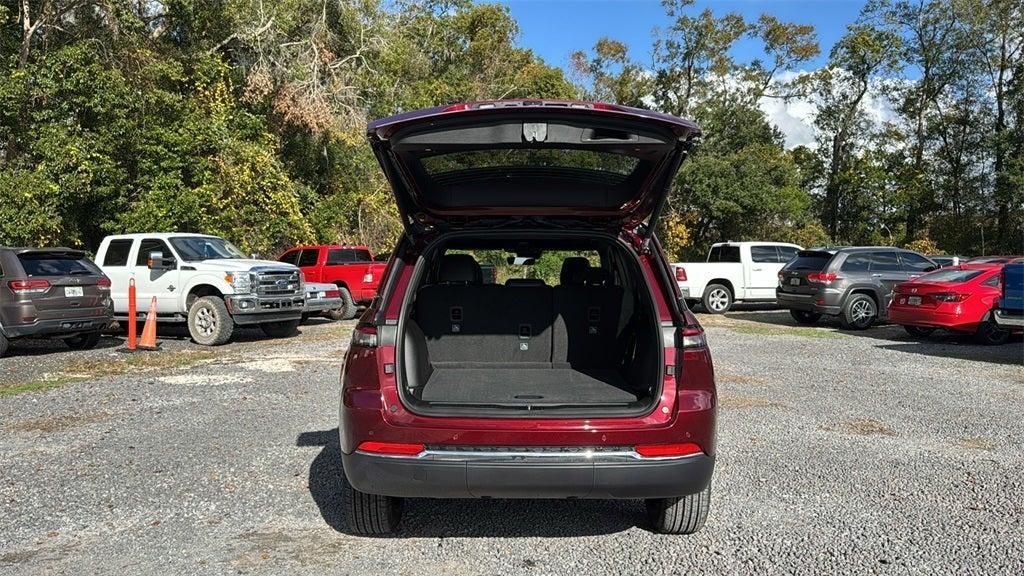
170;237;247;261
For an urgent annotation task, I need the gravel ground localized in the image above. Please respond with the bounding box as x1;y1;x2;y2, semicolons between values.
1;311;1022;575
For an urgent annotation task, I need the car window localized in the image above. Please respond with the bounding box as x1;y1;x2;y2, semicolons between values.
17;254;97;277
869;251;901;272
327;249;351;265
297;249;320;267
353;249;372;262
787;251;833;271
102;240;133;267
840;254;871;272
707;245;740;263
777;246;799;263
982;275;1001;288
278;250;299;265
900;252;935;272
750;245;779;263
136;239;174;266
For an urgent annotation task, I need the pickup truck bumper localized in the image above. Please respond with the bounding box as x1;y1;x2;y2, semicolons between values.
225;294;303;325
676;284;691;298
993;309;1024;328
342;449;714;499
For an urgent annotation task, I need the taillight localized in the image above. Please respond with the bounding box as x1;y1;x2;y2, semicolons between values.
933;293;969;302
807;272;838;284
8;279;50;294
96;277;111;291
675;266;687;281
680;325;706;349
362;273;374;283
351;324;377;348
325;289;340;298
442;103;470;112
635;443;703;458
357;441;425;457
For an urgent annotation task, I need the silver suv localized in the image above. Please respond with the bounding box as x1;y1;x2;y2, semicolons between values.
776;247;938;329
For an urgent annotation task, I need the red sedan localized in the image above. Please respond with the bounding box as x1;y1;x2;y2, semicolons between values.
889;264;1011;344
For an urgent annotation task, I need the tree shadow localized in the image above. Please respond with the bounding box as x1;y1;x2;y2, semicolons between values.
297;429;644;538
3;334;123;358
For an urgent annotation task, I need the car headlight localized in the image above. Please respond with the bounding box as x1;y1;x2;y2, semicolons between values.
226;272;255;294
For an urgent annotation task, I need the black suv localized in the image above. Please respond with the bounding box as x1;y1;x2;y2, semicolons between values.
0;247;113;357
776;247;938;329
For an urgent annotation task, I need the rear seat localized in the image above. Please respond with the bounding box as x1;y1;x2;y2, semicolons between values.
552;258;625;369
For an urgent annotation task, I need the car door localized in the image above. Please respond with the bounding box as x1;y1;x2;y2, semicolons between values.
747;245;785;299
99;239;135;313
867;251;905;308
133;238;180;314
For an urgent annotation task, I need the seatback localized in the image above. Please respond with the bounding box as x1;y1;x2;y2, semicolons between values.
552;262;626;369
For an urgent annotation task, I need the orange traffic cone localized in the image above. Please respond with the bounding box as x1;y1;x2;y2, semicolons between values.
138;296;159;351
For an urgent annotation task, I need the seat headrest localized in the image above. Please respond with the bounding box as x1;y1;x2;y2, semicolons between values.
505;278;547;287
438;254;482;284
585;268;611;287
560;257;590;286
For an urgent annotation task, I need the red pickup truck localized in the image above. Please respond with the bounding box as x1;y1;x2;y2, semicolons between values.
278;245;387;319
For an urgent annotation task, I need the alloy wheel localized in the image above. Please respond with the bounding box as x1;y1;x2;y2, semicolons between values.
707;289;729;312
195;306;217;337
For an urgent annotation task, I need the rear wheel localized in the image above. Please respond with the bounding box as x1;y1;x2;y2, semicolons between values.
342;475;402;535
338;287;358;320
63;331;102;350
260;320;300;338
702;284;732;314
904;325;936;339
790;310;821;325
840;294;877;330
974;317;1009;345
646;483;712;535
187;296;234;346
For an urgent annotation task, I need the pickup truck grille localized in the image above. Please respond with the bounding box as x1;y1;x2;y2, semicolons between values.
254;270;302;297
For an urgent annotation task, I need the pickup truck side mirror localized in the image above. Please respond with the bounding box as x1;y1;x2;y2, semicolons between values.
147;251;175;270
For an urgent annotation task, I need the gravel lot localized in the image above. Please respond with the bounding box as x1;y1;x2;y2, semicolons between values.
1;312;1022;575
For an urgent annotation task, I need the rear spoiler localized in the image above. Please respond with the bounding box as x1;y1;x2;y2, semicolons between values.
14;248;86;259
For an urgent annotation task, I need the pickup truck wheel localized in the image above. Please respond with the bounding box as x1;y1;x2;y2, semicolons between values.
702;284;732;314
974;317;1009;345
0;333;8;358
187;296;234;346
260;320;300;338
904;325;936;339
840;294;876;330
338;287;358;320
645;483;711;535
342;475;402;535
63;331;102;350
790;310;821;324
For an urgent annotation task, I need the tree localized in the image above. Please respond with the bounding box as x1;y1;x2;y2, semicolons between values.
570;38;652;107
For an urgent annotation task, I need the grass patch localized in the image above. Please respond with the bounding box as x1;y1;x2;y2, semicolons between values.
730;324;847;339
0;375;81;398
6;411;110;433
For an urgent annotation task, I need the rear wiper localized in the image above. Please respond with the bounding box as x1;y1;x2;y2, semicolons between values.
68;270;92;275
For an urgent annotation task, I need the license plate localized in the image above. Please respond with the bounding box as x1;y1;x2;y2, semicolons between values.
64;286;83;297
789;278;800;285
907;296;922;305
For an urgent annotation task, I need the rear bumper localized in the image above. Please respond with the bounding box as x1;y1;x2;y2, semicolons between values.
994;309;1024;328
304;296;343;313
776;290;841;315
1;313;111;338
342;449;714;499
888;306;979;332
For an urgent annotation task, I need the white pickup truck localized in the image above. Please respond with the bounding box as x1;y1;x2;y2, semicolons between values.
95;233;305;345
672;241;802;313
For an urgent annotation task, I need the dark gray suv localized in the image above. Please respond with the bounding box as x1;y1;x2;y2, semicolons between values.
776;247;938;329
0;247;113;357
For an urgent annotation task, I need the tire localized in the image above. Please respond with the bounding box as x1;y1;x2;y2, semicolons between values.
187;296;234;346
342;475;402;535
0;333;8;358
646;483;712;535
63;331;102;350
701;284;732;314
904;325;936;339
840;293;877;330
974;317;1009;345
324;308;346;321
790;310;821;325
260;319;300;338
337;287;358;320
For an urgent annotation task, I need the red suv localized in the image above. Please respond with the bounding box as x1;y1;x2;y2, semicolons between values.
338;101;716;535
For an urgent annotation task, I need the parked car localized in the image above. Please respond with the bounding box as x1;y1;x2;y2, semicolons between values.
888;264;1012;344
928;255;963;268
776;247;938;329
95;233;304;346
301;282;343;322
994;262;1024;329
0;247;113;357
277;245;386;319
338;101;715;535
672;241;802;313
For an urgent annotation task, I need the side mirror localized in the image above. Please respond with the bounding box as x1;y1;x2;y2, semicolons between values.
147;251;174;270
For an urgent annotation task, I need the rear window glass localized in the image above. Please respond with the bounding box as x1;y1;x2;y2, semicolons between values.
297;249;320;267
102;240;133;266
869;252;901;272
420;149;639;178
919;269;985;283
708;245;741;263
18;254;95;277
750;245;779;263
787;251;832;271
841;254;871;272
327;249;372;264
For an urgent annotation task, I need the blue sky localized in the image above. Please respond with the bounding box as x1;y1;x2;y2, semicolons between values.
496;0;867;73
